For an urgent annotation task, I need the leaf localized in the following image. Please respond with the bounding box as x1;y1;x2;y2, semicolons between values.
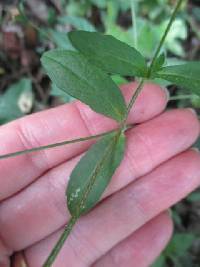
155;62;200;95
105;24;134;47
192;7;200;22
151;255;166;267
137;18;159;58
160;18;187;57
187;191;200;202
151;53;166;74
0;78;33;124
51;83;74;103
190;94;200;108
165;233;195;259
48;30;75;50
58;15;96;32
67;131;125;217
111;75;128;86
68;31;148;77
41;50;126;122
90;0;107;8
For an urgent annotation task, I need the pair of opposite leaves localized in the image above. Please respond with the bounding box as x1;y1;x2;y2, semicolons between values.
41;31;200;218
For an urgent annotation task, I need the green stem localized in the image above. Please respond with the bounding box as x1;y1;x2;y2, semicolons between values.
147;0;183;77
121;0;183;130
120;79;145;130
43;216;77;267
0;130;116;160
131;0;138;49
170;94;195;101
43;131;121;267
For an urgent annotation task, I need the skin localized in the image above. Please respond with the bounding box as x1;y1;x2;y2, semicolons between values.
0;82;199;267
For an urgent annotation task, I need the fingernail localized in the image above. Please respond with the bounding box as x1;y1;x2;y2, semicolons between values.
162;87;170;102
187;108;198;116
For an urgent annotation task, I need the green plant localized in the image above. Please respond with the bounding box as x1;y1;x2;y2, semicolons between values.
0;1;200;266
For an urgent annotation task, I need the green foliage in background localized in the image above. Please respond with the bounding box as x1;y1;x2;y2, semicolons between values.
0;78;33;124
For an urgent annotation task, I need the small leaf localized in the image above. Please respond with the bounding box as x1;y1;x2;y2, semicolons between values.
151;53;166;74
67;131;125;217
155;62;200;95
68;31;148;77
41;50;126;122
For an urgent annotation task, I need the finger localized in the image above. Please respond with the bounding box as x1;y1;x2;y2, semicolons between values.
93;212;173;267
0;109;199;250
0;82;168;201
25;213;172;267
24;149;199;267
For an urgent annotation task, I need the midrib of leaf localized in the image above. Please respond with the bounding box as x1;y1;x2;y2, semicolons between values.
73;132;121;217
44;55;124;120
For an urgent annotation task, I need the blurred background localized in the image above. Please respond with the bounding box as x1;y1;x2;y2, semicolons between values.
0;0;200;266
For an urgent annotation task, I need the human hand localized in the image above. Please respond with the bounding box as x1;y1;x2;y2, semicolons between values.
0;82;199;267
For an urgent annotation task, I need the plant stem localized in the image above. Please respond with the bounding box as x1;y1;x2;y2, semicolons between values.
0;130;116;160
131;0;138;49
43;216;77;267
43;132;122;267
170;94;196;101
120;79;145;130
121;0;183;130
147;0;183;77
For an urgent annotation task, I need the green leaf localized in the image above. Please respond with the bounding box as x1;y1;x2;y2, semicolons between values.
51;83;74;103
137;18;159;58
187;191;200;202
48;30;75;50
165;233;195;259
90;0;107;8
105;24;134;47
67;131;125;217
151;255;166;267
151;53;166;73
111;75;128;86
68;31;148;77
155;62;200;95
0;78;33;124
58;15;96;32
161;18;187;57
190;94;200;108
41;50;126;122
